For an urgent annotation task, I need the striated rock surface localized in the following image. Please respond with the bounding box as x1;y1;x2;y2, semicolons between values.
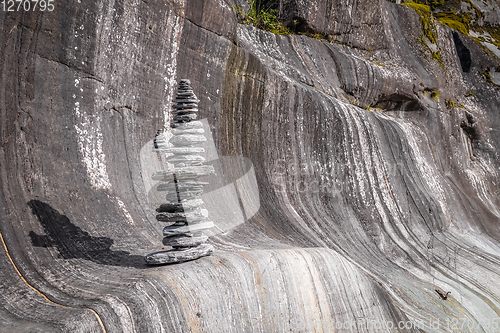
1;0;500;332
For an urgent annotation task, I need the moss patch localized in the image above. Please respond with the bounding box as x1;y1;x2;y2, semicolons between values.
434;11;470;35
402;2;445;66
481;69;500;87
431;90;440;101
445;99;464;108
402;3;438;44
233;3;291;35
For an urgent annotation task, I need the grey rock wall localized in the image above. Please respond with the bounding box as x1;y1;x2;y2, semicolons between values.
1;0;499;332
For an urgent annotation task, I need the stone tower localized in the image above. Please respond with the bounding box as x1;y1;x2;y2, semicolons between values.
145;79;215;265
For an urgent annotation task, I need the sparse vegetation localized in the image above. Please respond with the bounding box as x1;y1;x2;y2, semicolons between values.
431;90;440;101
401;3;443;66
400;0;500;62
233;1;332;40
402;3;438;45
445;99;464;108
464;91;475;97
233;1;291;35
434;11;470;35
481;69;500;86
344;94;359;106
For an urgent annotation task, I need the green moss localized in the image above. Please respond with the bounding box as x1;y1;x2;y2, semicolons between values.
431;50;444;67
233;2;291;35
367;59;385;66
435;11;470;35
344;94;359;106
402;3;439;45
480;70;500;86
445;99;464;108
464;90;475;97
309;31;327;40
474;23;500;48
431;90;440;101
402;2;445;66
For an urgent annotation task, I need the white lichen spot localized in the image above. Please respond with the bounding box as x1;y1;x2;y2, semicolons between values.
114;197;135;225
73;78;111;190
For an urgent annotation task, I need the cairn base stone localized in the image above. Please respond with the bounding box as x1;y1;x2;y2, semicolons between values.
145;244;214;265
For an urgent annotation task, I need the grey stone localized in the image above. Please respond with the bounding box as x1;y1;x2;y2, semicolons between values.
173;103;199;110
156;203;184;213
154;147;205;154
156;212;187;223
171;121;204;129
145;244;214;265
172;109;199;114
171;128;205;135
172;98;200;103
151;165;215;181
156;209;208;223
166;190;203;202
177;199;204;211
165;155;205;164
163;221;215;236
173;114;198;122
163;234;208;248
169;134;207;146
157;180;208;192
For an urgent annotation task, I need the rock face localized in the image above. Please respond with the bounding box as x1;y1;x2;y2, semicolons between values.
146;80;214;265
1;0;500;332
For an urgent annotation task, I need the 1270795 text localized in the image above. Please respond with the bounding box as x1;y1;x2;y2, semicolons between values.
1;0;54;11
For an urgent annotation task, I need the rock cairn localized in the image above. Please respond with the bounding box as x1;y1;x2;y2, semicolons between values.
146;79;215;265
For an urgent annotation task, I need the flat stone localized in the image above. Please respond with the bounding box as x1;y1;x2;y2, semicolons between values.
154;147;205;154
172;109;198;115
173;114;198;122
163;221;214;236
157;180;208;192
156;212;187;223
169;134;207;146
179;198;204;210
163;234;208;247
152;165;215;181
171;128;205;135
156;203;183;213
145;244;214;265
172;161;203;167
156;199;203;212
157;209;208;223
166;155;205;164
170;121;203;129
176;90;193;94
173;103;198;110
166;190;203;202
173;98;199;103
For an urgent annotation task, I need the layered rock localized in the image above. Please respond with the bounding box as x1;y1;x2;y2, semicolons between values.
145;79;215;265
1;0;500;331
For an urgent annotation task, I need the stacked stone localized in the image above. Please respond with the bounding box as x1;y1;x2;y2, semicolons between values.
146;79;215;265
